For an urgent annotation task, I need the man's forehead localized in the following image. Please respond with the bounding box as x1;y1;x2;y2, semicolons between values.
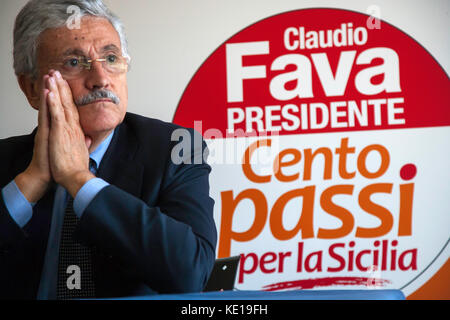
38;16;121;57
62;44;121;57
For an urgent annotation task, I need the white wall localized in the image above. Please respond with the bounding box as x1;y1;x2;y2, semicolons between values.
0;0;448;138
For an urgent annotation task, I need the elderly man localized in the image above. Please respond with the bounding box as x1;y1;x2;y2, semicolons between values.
0;0;216;299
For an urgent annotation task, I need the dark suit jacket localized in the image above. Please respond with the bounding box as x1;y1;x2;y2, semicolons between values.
0;112;217;299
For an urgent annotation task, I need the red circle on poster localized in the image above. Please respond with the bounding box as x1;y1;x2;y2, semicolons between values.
173;8;450;298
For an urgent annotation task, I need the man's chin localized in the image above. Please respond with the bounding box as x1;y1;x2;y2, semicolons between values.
80;114;121;137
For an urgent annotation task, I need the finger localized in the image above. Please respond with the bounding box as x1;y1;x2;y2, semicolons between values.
54;70;79;123
47;88;65;128
38;75;50;130
46;75;65;124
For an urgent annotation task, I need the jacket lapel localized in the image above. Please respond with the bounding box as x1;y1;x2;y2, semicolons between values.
96;119;144;198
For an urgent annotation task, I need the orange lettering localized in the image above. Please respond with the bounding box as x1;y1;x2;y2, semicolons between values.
356;183;393;238
357;144;390;179
398;183;414;236
219;189;268;258
274;148;301;182
335;137;356;179
242;139;272;183
270;186;315;240
304;147;333;180
318;185;355;239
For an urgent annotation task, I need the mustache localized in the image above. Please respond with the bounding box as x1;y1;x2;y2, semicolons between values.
74;89;120;106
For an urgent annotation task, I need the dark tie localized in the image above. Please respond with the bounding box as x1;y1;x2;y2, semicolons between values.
56;159;97;300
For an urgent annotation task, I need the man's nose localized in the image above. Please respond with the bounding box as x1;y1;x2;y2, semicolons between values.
85;60;110;90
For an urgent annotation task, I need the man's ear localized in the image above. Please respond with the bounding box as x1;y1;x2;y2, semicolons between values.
18;74;40;110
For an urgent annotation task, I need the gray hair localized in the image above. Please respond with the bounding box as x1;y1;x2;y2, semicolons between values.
13;0;130;79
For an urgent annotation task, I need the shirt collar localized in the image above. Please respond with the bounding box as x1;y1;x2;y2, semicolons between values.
89;129;115;169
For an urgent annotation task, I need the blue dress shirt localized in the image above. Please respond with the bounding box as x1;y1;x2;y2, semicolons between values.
0;130;114;299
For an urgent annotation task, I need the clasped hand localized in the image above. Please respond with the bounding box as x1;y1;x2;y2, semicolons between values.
16;70;95;202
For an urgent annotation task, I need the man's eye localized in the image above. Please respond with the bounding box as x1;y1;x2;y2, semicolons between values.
106;55;117;64
65;58;80;67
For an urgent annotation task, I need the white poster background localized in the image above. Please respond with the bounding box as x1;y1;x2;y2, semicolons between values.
207;126;450;295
